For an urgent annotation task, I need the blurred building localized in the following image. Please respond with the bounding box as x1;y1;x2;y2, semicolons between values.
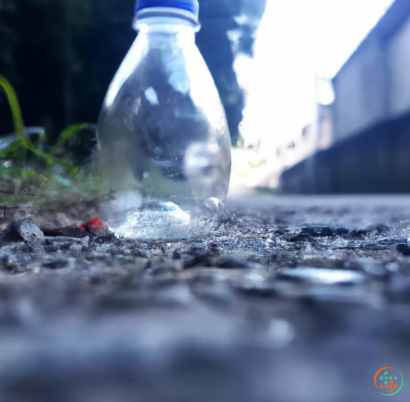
280;0;410;194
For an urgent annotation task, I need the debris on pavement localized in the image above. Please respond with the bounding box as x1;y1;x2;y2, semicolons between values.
1;219;44;244
0;196;410;402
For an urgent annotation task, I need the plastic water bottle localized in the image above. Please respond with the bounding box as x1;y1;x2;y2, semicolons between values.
97;0;232;240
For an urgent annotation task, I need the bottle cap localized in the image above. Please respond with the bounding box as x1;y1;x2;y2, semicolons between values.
134;0;199;25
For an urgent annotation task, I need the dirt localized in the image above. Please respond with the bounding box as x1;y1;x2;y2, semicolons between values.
1;195;410;402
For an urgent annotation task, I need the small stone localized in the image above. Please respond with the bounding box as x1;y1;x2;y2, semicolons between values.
378;238;407;246
0;255;22;273
301;226;335;237
80;237;90;248
349;229;370;238
277;268;365;285
42;227;88;239
89;233;118;246
69;244;83;253
335;228;350;236
1;220;44;244
396;244;410;256
234;275;278;298
42;259;71;270
212;256;252;269
375;223;390;234
286;226;347;242
207;241;221;255
286;233;310;242
183;250;211;269
43;236;89;247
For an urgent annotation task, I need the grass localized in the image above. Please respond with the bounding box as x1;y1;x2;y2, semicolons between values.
0;75;97;201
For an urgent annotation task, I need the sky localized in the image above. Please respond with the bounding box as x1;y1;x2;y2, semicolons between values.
237;0;395;154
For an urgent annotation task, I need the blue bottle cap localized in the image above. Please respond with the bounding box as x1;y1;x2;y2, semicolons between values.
135;0;199;25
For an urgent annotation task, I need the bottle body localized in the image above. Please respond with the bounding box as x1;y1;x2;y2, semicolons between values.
97;19;231;240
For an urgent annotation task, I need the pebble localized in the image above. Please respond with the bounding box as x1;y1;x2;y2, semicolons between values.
378;238;407;246
277;268;365;286
1;220;44;244
212;256;253;270
42;259;72;270
69;244;83;253
396;244;410;256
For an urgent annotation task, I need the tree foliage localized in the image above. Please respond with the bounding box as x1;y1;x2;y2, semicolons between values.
0;0;134;139
0;0;266;144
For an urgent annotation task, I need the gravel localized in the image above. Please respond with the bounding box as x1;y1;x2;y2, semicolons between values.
1;195;410;401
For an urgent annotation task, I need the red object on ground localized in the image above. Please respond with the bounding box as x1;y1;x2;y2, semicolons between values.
85;217;105;235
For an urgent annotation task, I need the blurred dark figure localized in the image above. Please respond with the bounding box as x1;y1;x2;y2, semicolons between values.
0;0;266;145
197;0;267;144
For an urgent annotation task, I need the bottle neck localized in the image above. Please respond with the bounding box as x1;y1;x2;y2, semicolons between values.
133;16;198;40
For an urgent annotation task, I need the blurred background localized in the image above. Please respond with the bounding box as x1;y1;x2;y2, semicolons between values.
1;0;408;194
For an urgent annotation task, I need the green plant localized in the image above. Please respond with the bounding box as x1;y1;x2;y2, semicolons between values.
0;76;25;138
0;75;96;197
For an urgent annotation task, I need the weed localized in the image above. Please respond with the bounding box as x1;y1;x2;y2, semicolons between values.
0;75;97;201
